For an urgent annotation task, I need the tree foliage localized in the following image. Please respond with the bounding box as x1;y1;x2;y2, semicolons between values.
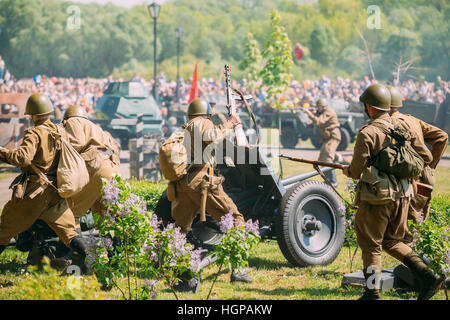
0;0;448;81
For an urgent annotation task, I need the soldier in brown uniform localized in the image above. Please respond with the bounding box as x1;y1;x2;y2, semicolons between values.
342;84;440;300
304;98;341;187
387;86;448;221
172;98;250;283
62;105;120;228
0;94;90;273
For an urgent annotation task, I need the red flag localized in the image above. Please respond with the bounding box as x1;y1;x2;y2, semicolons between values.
188;61;199;104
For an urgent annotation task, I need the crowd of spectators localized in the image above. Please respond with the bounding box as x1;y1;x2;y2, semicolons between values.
1;57;449;118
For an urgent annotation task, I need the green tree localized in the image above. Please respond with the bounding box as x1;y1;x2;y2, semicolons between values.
309;24;340;67
239;33;263;90
259;10;293;109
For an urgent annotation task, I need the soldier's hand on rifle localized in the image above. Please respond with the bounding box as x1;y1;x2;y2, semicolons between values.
342;165;350;177
228;114;241;126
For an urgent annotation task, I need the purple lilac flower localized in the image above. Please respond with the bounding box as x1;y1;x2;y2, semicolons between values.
245;219;260;236
167;224;188;255
148;213;162;231
220;211;235;233
338;204;346;216
102;178;120;206
345;179;354;191
144;279;158;300
189;247;207;273
100;236;113;250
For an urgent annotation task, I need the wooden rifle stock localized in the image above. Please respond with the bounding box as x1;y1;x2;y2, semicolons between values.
280;154;345;170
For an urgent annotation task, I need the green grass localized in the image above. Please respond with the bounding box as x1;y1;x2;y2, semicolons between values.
1;241;446;300
0;163;17;180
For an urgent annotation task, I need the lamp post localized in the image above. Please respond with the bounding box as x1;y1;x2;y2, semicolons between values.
176;27;183;103
147;2;161;104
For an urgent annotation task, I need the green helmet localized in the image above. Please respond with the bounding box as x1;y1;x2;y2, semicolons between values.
316;98;328;107
386;85;403;108
359;84;391;111
187;98;211;116
25;93;54;116
64;105;88;120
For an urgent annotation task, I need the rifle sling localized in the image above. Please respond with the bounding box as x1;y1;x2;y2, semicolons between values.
232;87;260;144
313;164;358;210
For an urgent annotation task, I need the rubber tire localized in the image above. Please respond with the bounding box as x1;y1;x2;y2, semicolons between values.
337;127;351;151
281;127;298;149
276;180;345;267
310;134;323;149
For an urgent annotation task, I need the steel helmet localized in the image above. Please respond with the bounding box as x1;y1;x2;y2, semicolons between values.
316;98;328;107
25;93;54;116
187;99;212;116
359;84;391;111
64;105;89;120
386;85;403;108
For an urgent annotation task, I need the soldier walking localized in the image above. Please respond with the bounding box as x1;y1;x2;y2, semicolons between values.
304;98;341;187
0;94;90;273
342;84;441;300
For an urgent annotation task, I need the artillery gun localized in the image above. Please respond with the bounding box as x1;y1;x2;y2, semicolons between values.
154;66;346;268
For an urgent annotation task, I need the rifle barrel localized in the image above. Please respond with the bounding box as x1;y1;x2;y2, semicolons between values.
280;155;345;170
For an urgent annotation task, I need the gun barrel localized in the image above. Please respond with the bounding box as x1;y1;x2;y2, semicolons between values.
280;155;345;170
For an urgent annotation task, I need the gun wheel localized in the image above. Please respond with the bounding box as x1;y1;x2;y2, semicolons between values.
276;180;345;267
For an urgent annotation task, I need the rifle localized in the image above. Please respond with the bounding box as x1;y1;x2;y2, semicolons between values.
280;154;357;210
280;155;345;170
224;65;248;146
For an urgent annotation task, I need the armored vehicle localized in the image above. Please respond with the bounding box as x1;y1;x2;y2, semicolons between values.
265;98;367;150
93;82;163;149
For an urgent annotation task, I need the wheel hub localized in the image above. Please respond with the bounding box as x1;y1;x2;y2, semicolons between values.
302;215;322;237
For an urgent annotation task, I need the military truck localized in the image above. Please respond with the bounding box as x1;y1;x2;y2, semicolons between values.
401;97;450;137
264;98;367;150
93;82;163;149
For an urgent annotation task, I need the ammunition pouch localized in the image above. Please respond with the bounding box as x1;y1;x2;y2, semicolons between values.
356;166;399;206
9;172;29;200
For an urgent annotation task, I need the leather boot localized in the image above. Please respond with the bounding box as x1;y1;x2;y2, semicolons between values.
359;268;381;300
69;236;92;275
230;270;253;283
403;251;441;300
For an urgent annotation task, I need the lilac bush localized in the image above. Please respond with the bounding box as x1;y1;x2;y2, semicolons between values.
409;211;450;299
89;174;205;300
207;211;261;299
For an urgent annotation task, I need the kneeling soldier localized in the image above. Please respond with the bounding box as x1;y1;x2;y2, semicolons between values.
0;94;90;273
172;98;250;283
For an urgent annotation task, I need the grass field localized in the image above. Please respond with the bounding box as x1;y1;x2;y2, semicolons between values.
1;241;447;300
0;143;448;300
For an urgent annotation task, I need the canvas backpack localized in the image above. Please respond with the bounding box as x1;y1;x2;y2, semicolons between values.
158;131;188;182
369;119;425;180
31;125;90;198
